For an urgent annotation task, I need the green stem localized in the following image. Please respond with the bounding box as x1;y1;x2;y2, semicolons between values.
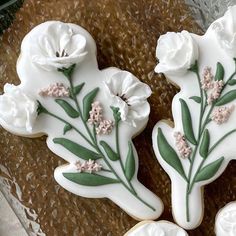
68;75;154;211
115;120;137;195
44;110;96;149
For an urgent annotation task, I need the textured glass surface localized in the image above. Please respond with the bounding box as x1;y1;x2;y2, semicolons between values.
185;0;236;30
0;1;235;236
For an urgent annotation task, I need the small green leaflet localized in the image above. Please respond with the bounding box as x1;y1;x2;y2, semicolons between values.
199;129;210;159
55;99;79;118
195;157;224;183
124;142;136;181
157;128;187;181
83;87;99;121
189;96;201;104
53;138;101;160
100;141;119;161
214;62;224;81
63;172;119;186
179;99;197;145
228;79;236;86
58;64;76;79
63;124;72;135
215;90;236;106
72;82;85;96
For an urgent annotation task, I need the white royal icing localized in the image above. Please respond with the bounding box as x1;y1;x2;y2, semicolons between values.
0;83;37;132
104;71;151;127
0;21;163;220
211;5;236;58
154;30;199;76
30;22;87;71
152;5;236;230
125;221;188;236
215;202;236;236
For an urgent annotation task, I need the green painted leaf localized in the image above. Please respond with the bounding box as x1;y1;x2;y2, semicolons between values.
228;79;236;86
73;83;85;96
189;96;201;104
214;62;224;81
58;64;76;79
199;129;210;159
124;142;136;181
100;141;119;161
180;99;197;145
157;128;187;181
83;87;99;121
195;157;224;183
63;172;119;186
215;90;236;106
53;138;101;160
63;124;72;135
55;99;79;118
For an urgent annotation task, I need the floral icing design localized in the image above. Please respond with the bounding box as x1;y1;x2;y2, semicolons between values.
104;71;151;127
126;222;188;236
31;22;87;71
75;159;102;173
212;5;236;57
215;202;236;236
0;21;163;221
155;30;198;76
39;83;70;97
153;6;236;230
0;84;37;132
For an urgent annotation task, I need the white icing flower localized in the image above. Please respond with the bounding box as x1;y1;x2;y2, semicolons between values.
127;222;188;236
211;6;236;57
155;31;199;76
31;22;87;71
215;202;236;236
104;71;151;127
0;84;37;132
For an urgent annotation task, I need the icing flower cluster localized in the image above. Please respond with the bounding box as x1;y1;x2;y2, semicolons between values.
39;83;70;97
174;132;192;159
75;159;102;173
88;101;114;135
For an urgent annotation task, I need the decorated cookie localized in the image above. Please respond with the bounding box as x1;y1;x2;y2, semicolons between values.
215;202;236;236
0;21;163;220
124;220;188;236
152;6;236;229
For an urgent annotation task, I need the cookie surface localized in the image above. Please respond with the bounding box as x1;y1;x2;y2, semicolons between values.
124;220;188;236
153;5;236;229
0;21;163;220
215;202;236;236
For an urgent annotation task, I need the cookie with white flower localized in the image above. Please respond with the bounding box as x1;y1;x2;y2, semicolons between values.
0;21;163;220
215;202;236;236
124;221;188;236
152;5;236;230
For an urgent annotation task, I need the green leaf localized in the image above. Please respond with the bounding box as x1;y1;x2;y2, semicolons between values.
189;96;201;104
53;138;101;160
73;83;85;96
124;142;136;181
83;87;99;121
100;141;119;161
228;79;236;86
63;172;119;186
214;62;224;81
55;99;79;118
58;64;76;79
199;129;210;159
180;99;197;145
63;124;72;135
188;60;198;73
215;90;236;106
157;128;187;181
195;157;224;183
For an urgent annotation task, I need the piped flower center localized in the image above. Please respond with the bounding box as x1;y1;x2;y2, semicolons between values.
55;49;69;58
118;93;130;106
